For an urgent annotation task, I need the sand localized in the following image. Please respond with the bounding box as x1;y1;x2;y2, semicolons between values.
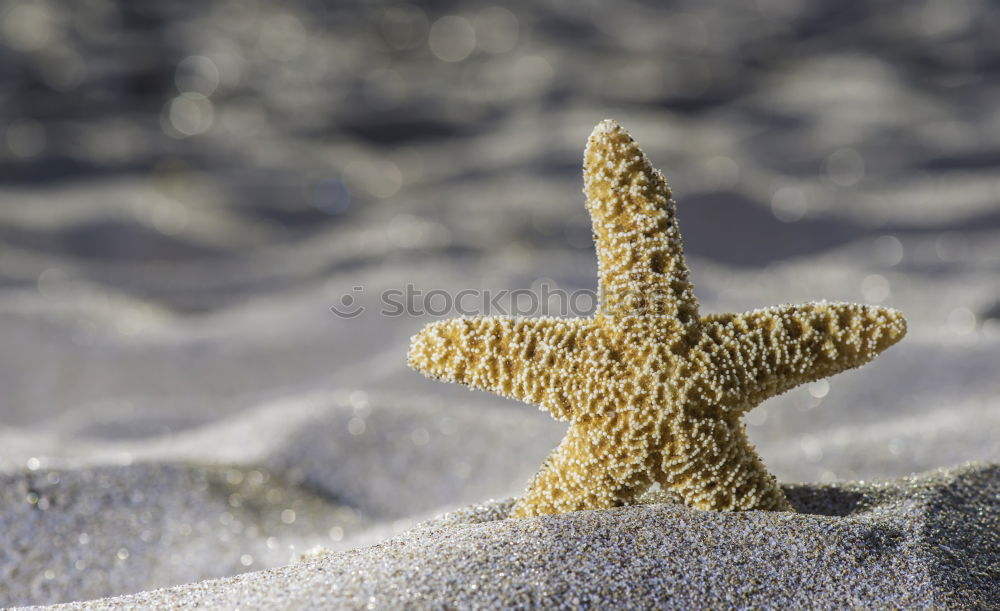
2;0;1000;607
5;392;998;608
44;463;999;609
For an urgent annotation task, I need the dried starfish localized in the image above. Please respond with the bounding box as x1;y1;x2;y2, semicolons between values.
408;119;907;517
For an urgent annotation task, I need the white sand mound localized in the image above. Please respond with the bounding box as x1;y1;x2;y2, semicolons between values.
50;463;998;609
0;392;565;607
3;388;999;607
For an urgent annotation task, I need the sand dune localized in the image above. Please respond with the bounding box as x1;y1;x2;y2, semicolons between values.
50;464;999;609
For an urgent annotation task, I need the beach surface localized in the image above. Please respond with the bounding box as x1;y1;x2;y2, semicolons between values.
49;464;1000;609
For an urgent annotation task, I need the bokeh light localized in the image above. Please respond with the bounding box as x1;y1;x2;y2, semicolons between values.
429;15;476;62
175;56;221;97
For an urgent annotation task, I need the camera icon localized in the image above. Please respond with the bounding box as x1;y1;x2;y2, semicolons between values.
330;286;365;319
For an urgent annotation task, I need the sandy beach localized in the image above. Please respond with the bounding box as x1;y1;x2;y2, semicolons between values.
46;463;1000;608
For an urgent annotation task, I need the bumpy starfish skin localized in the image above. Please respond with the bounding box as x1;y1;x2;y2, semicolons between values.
408;120;907;518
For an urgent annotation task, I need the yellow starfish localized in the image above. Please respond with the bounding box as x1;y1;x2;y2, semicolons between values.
408;119;907;518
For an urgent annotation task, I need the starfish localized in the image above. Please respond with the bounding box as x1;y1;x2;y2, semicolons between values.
408;119;907;518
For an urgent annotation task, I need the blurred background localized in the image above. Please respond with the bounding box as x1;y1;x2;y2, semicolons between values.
3;0;1000;425
3;0;1000;605
3;0;1000;456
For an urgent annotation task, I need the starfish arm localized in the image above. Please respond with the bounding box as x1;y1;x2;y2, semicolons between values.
656;416;791;511
583;120;699;327
407;316;614;421
510;413;660;517
693;303;907;413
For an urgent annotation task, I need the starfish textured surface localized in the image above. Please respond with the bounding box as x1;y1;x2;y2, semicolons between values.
408;119;907;518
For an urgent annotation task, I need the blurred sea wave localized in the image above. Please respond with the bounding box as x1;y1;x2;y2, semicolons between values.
2;0;999;422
